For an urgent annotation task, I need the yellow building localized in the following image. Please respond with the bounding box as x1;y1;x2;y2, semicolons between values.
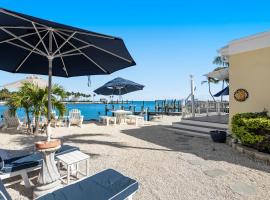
220;31;270;121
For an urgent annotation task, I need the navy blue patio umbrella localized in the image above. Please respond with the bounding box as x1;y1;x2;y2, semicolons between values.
0;8;135;139
94;77;144;97
214;86;229;97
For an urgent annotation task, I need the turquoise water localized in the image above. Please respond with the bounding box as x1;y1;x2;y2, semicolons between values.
0;101;156;121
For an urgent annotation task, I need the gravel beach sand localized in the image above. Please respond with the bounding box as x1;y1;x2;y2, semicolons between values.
1;116;270;200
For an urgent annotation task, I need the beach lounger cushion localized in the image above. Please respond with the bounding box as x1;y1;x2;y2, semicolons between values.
0;145;79;173
0;150;9;171
0;169;138;200
0;150;9;161
0;157;3;171
38;169;138;200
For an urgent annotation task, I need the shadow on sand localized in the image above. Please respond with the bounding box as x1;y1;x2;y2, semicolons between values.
120;124;270;173
6;122;270;198
10;123;270;174
8;122;270;174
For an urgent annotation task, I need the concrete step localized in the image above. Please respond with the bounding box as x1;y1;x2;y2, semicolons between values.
164;127;210;138
179;119;228;129
174;122;228;130
169;118;228;138
172;123;217;134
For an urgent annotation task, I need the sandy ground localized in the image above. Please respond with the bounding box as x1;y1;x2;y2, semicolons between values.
1;116;270;200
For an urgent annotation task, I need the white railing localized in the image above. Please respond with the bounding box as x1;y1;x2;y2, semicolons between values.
182;100;229;118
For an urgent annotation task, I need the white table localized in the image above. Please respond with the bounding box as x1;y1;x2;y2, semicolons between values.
56;150;90;184
99;116;117;126
126;115;144;126
112;110;132;124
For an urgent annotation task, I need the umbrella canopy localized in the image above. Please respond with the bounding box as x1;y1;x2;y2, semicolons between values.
214;86;229;97
0;8;135;76
2;75;48;89
204;67;229;81
0;8;136;140
94;77;144;96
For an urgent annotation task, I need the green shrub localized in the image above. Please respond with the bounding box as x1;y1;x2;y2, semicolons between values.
231;111;270;153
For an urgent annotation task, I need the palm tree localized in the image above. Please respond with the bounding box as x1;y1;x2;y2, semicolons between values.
17;84;34;131
201;77;219;102
6;83;67;134
6;85;33;132
5;93;21;115
0;88;11;101
30;84;67;134
202;55;229;102
213;55;229;67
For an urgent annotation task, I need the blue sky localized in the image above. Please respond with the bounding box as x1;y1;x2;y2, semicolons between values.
0;0;270;100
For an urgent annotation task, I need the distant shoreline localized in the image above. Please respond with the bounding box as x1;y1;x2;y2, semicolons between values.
62;101;105;104
0;101;129;105
62;101;132;104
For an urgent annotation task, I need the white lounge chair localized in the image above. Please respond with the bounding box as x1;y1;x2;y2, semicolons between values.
0;168;138;200
0;145;79;188
68;109;84;127
2;111;24;130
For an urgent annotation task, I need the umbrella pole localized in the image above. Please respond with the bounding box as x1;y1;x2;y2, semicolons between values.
119;88;121;102
47;30;53;141
47;58;52;141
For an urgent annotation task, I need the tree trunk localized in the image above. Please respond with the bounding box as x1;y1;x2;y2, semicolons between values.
34;114;40;134
25;108;31;133
208;81;216;102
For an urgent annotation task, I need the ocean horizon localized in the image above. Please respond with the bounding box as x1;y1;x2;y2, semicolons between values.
0;101;157;121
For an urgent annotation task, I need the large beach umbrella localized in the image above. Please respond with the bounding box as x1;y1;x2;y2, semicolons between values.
205;67;229;102
0;8;136;139
2;75;48;89
204;67;229;81
94;77;144;97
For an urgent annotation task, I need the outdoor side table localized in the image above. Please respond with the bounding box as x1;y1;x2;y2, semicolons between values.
56;150;90;185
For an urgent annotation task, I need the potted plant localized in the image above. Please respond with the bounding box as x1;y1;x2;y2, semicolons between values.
210;130;227;143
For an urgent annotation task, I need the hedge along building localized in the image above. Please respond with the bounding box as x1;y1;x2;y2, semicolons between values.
219;31;270;121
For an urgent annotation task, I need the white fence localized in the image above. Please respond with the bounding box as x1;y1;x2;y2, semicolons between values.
182;101;229;118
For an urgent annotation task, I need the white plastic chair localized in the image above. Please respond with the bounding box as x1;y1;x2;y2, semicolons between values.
2;110;23;130
68;109;84;127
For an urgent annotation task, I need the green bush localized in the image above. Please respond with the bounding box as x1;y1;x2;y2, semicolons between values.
231;111;270;153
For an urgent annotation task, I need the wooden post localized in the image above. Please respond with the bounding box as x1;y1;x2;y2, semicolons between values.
206;100;209;116
217;102;221;115
190;75;195;118
112;105;115;116
105;105;108;116
145;107;150;121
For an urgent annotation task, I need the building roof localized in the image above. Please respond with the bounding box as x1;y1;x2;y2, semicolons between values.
219;30;270;56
